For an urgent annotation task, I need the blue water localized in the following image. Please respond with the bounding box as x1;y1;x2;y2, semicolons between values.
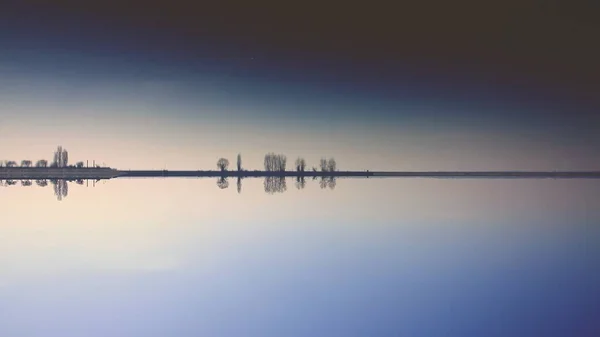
1;178;598;336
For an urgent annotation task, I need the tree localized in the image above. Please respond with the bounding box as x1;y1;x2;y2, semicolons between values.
319;158;328;171
237;154;242;171
319;158;337;172
36;160;48;168
327;158;337;172
6;161;17;167
295;157;306;172
53;146;69;167
264;153;287;171
217;158;230;171
21;160;32;168
76;161;85;168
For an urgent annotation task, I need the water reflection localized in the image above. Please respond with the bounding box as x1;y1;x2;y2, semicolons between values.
35;179;48;187
1;176;341;200
295;176;306;190
264;176;287;194
1;178;599;336
50;179;69;201
319;176;337;190
2;179;70;201
216;177;229;189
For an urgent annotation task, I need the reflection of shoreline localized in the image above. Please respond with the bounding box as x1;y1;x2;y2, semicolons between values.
0;178;84;201
0;168;119;179
2;168;600;180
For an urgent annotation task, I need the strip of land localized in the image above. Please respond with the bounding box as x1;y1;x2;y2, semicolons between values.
1;168;600;180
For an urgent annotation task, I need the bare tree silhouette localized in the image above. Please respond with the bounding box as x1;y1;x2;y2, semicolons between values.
264;153;287;171
327;158;337;172
52;146;68;167
6;161;17;167
35;160;48;168
217;158;230;171
21;160;32;168
319;158;336;172
319;158;327;171
264;176;287;194
295;157;307;172
216;177;229;189
237;154;242;171
76;161;85;168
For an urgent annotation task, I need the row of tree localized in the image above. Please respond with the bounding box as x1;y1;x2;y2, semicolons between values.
0;146;86;169
215;153;337;172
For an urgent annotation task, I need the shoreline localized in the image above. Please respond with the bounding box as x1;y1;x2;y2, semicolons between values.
1;168;600;179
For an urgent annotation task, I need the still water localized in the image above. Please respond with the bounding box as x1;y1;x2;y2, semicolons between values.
1;178;599;336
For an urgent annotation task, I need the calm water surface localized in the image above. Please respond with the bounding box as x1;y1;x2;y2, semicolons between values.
1;178;599;337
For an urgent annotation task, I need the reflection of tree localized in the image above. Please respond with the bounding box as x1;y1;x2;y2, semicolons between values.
264;176;287;194
76;179;84;185
295;176;306;190
21;180;32;186
5;180;17;186
216;177;229;189
319;176;336;190
51;179;68;201
237;177;242;194
36;179;48;187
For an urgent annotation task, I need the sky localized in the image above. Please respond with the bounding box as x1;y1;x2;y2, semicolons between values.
1;1;599;170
